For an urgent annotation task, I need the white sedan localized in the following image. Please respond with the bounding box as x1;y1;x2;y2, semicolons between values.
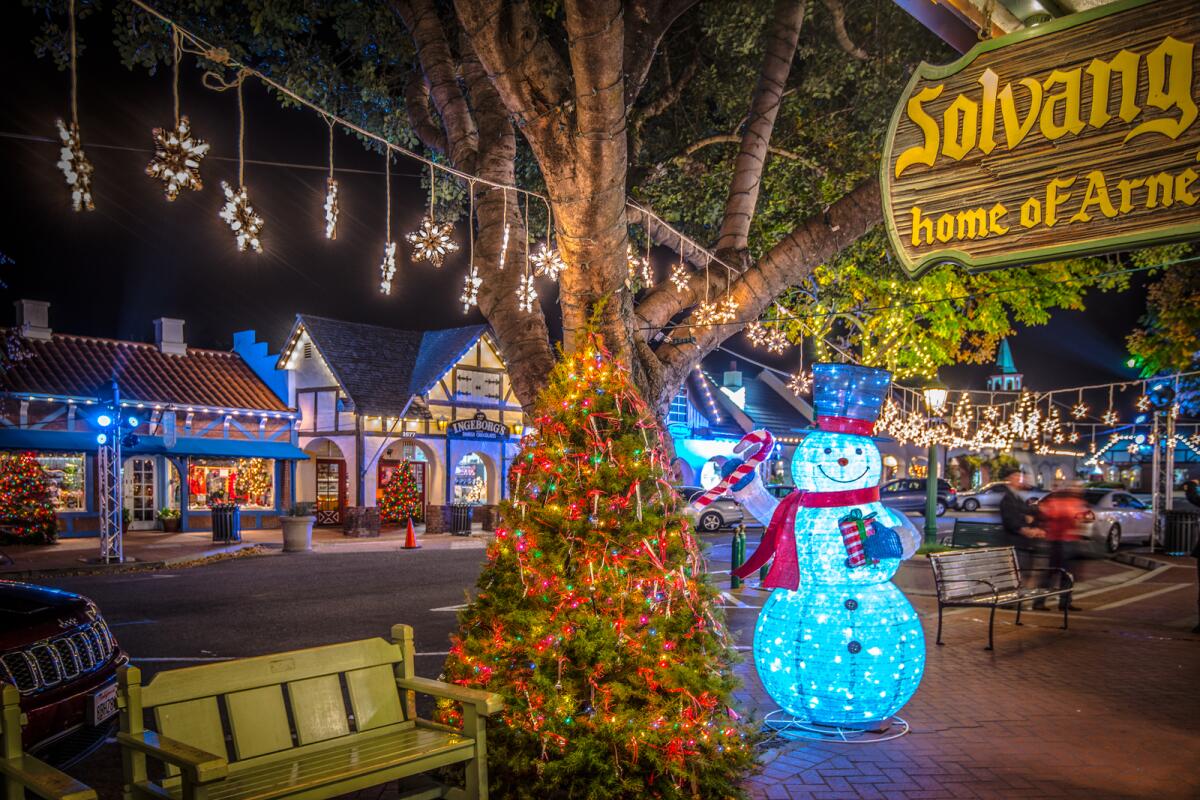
1038;488;1156;553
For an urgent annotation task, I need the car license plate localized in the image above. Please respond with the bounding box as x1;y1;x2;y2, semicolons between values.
87;683;118;726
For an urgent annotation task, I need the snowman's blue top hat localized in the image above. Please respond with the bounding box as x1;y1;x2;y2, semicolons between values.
812;363;892;435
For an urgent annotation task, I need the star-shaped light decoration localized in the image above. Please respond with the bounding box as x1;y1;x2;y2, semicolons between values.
406;216;458;266
378;241;397;294
626;244;649;290
787;370;812;396
145;116;209;201
517;273;538;313
694;300;718;326
670;262;689;293
764;327;789;354
531;244;566;280
745;322;767;347
218;181;264;252
460;264;482;312
55;119;94;212
1068;430;1080;443
717;296;739;323
1135;393;1151;412
1071;401;1089;419
324;178;339;239
1101;407;1119;425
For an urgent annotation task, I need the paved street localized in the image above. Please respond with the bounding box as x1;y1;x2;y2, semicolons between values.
26;528;1200;799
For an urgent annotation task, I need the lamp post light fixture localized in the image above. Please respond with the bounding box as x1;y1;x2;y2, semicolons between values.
922;381;949;546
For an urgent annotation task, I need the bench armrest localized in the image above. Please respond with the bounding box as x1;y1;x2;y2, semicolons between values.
116;731;228;784
397;676;503;716
0;754;96;800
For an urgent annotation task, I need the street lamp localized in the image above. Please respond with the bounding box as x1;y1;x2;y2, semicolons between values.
922;381;949;546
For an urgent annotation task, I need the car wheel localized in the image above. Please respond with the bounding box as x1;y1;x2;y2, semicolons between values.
698;511;723;532
935;500;947;516
963;498;979;512
1105;524;1121;554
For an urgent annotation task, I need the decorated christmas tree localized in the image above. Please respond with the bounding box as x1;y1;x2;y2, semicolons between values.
439;337;755;799
233;458;272;506
380;461;422;524
0;452;57;544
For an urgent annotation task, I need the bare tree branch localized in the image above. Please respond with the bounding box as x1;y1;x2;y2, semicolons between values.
630;55;698;163
819;0;868;60
680;134;823;169
623;0;702;109
402;71;448;153
714;0;807;263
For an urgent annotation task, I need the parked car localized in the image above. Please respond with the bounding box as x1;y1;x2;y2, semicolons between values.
679;486;746;532
879;478;957;516
958;481;1047;512
1038;488;1156;553
0;581;126;766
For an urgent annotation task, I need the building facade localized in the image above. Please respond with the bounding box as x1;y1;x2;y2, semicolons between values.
0;301;305;537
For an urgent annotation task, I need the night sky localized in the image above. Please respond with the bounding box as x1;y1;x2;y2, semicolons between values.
0;7;1148;394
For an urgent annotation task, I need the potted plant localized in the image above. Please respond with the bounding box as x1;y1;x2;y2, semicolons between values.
280;502;315;553
157;507;181;533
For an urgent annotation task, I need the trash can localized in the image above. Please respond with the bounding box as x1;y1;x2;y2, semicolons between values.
450;504;474;536
1162;510;1200;556
212;504;242;543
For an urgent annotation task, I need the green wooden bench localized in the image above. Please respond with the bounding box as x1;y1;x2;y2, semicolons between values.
116;624;502;800
0;684;96;800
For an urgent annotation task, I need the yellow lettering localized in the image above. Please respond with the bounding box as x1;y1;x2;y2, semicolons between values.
978;69;999;154
999;78;1043;149
1127;37;1197;142
1176;168;1198;205
954;208;988;239
988;203;1009;235
910;207;933;246
1145;173;1174;208
943;94;979;161
936;213;955;243
1070;170;1118;222
1046;177;1075;227
1085;50;1140;129
1116;177;1145;213
1020;197;1041;228
1040;69;1085;140
896;85;944;178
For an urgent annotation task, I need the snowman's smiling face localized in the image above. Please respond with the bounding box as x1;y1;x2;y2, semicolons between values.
792;430;882;492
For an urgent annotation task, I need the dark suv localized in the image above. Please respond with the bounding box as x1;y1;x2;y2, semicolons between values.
0;581;125;765
880;478;957;516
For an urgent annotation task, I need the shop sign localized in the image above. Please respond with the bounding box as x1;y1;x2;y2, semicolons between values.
447;411;508;440
881;0;1200;277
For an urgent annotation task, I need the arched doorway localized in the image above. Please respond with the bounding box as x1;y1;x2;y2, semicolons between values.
377;439;435;523
304;439;347;526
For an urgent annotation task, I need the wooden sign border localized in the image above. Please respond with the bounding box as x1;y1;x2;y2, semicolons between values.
880;0;1200;278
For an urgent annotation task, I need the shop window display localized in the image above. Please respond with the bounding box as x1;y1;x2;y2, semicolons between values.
188;458;275;509
33;452;86;512
453;453;487;505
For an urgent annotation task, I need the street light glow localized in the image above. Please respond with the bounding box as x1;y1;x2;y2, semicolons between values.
96;413;113;427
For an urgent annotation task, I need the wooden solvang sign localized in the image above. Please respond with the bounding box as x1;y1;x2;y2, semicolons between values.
881;0;1199;277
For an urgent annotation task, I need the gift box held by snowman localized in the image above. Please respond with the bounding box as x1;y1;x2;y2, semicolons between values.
700;364;926;731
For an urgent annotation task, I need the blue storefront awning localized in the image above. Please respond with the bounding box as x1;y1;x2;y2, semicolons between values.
0;429;308;460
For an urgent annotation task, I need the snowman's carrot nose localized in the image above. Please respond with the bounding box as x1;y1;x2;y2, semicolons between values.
837;457;849;466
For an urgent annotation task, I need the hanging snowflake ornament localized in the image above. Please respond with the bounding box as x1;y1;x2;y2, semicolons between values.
517;273;538;313
787;370;812;396
378;241;397;295
1101;407;1119;425
406;216;458;266
145;116;209;201
531;244;566;280
670;261;689;293
324;178;339;239
764;326;789;354
717;296;739;323
460;264;482;312
1071;401;1088;419
1068;429;1080;443
218;182;264;252
745;322;767;347
694;300;718;326
1135;393;1151;412
55;119;94;212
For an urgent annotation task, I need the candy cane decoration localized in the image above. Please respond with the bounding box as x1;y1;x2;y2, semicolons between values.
690;429;775;510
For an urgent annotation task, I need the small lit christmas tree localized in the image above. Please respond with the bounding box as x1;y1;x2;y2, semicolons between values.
380;461;422;524
439;336;755;799
0;452;57;544
233;458;271;506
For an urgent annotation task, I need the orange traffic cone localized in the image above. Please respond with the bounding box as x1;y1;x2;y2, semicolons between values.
403;517;421;549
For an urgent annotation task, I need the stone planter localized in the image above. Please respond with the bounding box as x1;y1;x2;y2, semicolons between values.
159;517;181;533
280;515;316;552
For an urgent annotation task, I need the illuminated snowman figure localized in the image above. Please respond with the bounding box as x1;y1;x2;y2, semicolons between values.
729;364;925;730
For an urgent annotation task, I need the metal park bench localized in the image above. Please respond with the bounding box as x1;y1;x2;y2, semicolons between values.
0;684;96;800
116;624;502;800
950;518;1008;548
929;546;1073;650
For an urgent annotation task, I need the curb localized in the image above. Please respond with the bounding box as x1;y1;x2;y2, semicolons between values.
1112;551;1169;570
0;543;265;580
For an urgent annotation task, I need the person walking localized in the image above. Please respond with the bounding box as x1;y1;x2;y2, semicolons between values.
998;468;1042;572
1031;484;1084;611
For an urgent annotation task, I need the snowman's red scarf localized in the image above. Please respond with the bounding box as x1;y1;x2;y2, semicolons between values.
731;486;879;589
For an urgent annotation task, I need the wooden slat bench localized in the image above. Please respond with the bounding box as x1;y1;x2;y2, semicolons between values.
0;683;96;800
928;546;1073;650
116;624;501;800
950;518;1008;548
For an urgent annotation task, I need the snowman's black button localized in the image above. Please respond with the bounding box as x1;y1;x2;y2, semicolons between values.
844;599;858;611
847;641;862;654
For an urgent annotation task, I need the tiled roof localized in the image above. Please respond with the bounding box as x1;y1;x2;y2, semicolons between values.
291;315;486;418
1;332;289;412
